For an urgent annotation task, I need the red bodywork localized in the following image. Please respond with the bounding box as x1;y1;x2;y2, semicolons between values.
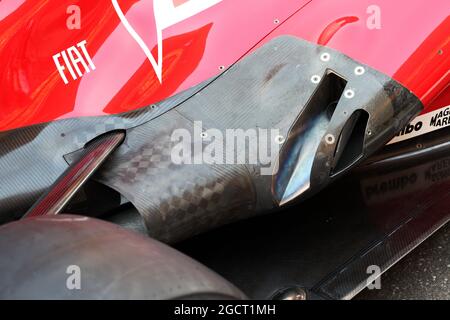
0;0;448;132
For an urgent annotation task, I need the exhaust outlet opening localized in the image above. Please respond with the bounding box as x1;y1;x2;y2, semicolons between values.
332;109;369;175
273;71;347;205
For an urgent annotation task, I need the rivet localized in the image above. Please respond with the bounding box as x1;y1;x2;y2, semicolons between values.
354;66;365;75
275;135;285;144
311;75;321;84
344;89;355;99
325;133;335;144
320;52;331;62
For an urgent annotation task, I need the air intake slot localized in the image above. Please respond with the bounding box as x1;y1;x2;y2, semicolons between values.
332;110;369;175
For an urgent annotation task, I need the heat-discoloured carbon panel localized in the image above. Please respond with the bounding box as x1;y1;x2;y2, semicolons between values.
96;36;423;243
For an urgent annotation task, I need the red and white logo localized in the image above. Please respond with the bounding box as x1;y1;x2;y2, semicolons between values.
112;0;222;83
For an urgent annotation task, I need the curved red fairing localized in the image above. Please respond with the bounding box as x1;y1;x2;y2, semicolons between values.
0;0;448;132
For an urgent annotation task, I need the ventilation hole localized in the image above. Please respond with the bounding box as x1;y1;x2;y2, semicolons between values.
332;110;369;175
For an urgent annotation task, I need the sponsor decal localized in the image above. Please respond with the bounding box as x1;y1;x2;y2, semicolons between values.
53;40;96;84
388;105;450;144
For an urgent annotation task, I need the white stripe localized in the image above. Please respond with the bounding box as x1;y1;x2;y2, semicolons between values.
112;0;162;82
112;0;222;83
388;105;450;144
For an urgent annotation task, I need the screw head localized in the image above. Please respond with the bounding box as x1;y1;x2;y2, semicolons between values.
311;75;321;84
325;133;335;144
320;52;331;62
344;89;355;99
275;135;285;144
354;66;365;75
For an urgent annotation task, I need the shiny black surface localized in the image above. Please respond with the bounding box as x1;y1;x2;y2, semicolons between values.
176;142;450;299
95;36;423;243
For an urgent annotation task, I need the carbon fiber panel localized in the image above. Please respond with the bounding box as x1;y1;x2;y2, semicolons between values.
0;37;422;244
177;146;450;299
96;36;422;242
95;113;256;242
0;79;213;223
